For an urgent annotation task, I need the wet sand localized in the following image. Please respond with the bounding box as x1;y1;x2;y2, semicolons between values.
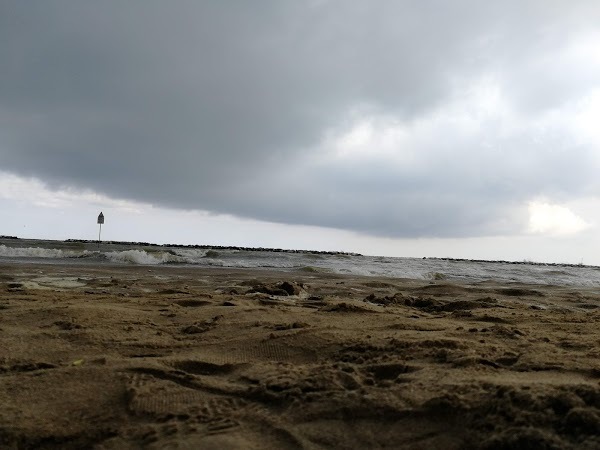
1;262;600;449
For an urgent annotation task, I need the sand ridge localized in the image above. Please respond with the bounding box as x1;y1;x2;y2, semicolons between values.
1;263;600;449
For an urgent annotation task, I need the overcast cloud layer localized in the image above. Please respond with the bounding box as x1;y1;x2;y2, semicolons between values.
2;1;600;238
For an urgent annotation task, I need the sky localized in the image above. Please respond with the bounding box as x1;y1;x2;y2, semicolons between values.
1;1;600;264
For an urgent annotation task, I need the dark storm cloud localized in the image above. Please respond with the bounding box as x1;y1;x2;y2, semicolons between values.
1;1;599;237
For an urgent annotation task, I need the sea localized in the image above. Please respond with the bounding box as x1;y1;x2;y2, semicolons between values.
2;237;600;287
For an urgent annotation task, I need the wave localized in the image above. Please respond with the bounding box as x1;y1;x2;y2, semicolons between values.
3;242;600;287
0;244;94;259
171;248;218;260
0;245;196;266
104;249;186;265
542;270;574;276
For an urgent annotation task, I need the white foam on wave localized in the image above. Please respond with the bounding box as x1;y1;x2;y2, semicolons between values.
0;244;90;259
0;244;185;266
104;249;185;265
172;248;217;262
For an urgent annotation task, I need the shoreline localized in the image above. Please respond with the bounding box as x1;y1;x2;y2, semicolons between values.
1;262;599;448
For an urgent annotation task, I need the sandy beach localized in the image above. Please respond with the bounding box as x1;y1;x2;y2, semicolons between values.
1;262;600;449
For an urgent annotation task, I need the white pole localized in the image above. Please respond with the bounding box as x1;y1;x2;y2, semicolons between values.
98;223;102;248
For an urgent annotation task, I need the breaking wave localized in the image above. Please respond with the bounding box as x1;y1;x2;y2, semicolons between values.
0;245;220;266
0;244;93;259
104;250;186;265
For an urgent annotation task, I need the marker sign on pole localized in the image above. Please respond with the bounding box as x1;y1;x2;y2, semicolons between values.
97;212;104;247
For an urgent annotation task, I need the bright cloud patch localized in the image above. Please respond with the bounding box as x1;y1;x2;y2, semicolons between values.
528;201;589;235
0;172;147;213
325;75;510;164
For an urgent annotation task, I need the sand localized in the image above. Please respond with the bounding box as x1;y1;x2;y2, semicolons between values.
1;262;600;449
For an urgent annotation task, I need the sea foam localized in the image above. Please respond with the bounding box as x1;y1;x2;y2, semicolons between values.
0;244;183;266
0;244;90;259
104;250;185;265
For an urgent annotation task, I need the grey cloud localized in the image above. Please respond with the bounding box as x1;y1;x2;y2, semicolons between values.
1;1;599;238
219;121;594;238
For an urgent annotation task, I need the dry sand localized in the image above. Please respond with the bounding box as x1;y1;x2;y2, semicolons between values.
1;262;600;449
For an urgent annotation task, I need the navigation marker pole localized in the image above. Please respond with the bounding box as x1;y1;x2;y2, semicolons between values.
97;212;104;249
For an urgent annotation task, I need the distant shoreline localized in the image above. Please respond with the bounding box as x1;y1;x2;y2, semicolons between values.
65;238;362;257
424;256;598;270
1;235;359;256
